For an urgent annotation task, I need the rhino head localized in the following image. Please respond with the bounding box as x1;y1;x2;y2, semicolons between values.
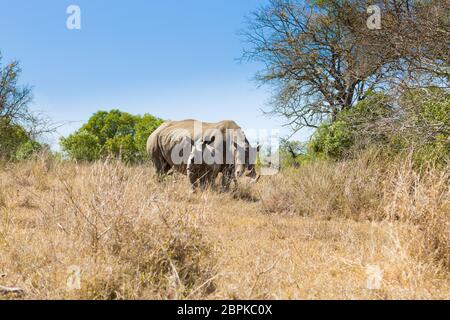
189;128;262;184
233;136;261;183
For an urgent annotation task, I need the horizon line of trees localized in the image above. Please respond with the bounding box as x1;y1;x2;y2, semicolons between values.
1;46;448;168
60;110;163;163
0;52;164;163
1;0;448;167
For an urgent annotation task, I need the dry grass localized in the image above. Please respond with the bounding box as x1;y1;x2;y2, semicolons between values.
257;151;450;269
0;160;216;299
0;153;448;299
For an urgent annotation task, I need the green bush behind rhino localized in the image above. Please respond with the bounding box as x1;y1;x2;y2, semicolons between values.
60;110;163;164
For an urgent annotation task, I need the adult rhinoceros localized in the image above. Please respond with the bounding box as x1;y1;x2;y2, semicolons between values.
146;119;260;190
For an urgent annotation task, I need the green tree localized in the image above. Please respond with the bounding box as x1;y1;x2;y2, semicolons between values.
134;114;163;157
0;52;43;160
279;138;305;168
308;120;353;160
60;110;163;163
307;92;393;159
307;89;449;166
397;87;450;165
60;130;101;162
0;119;29;159
15;140;42;161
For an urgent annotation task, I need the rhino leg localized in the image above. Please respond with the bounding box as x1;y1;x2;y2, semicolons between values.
188;167;212;191
152;155;172;182
187;142;215;191
221;166;236;192
187;151;202;191
221;173;232;191
200;170;218;190
188;168;200;191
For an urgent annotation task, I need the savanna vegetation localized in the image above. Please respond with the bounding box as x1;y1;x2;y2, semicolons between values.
60;110;163;163
0;149;448;299
0;53;47;162
0;0;449;300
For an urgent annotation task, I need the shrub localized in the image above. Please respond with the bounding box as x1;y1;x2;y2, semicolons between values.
60;130;101;162
278;139;305;168
0;119;41;161
15;140;42;161
307;92;394;160
60;110;163;163
134;114;164;157
307;120;353;160
306;89;449;166
398;88;450;166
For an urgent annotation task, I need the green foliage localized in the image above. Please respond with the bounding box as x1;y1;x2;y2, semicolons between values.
399;87;450;166
280;93;397;167
307;93;392;160
0;119;41;161
401;87;449;131
104;135;136;163
307;120;353;160
60;130;101;162
0;52;46;162
15;140;42;161
60;110;163;163
279;138;305;168
134;114;164;157
305;89;449;167
341;92;393;127
0;121;28;159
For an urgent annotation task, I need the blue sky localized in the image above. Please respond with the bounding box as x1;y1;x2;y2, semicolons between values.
0;0;310;148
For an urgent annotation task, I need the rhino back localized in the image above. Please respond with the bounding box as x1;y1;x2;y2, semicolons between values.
147;119;244;170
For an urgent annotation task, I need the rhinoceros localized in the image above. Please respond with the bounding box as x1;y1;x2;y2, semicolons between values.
146;119;260;190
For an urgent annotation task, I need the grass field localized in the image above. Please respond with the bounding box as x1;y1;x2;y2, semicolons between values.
0;153;448;299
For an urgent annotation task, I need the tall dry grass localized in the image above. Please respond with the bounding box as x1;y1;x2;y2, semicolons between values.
0;151;448;299
0;159;216;299
257;150;449;268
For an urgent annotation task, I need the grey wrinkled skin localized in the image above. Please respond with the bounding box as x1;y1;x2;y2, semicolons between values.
146;119;260;191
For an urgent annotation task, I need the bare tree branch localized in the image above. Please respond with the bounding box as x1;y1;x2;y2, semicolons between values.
242;0;449;132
